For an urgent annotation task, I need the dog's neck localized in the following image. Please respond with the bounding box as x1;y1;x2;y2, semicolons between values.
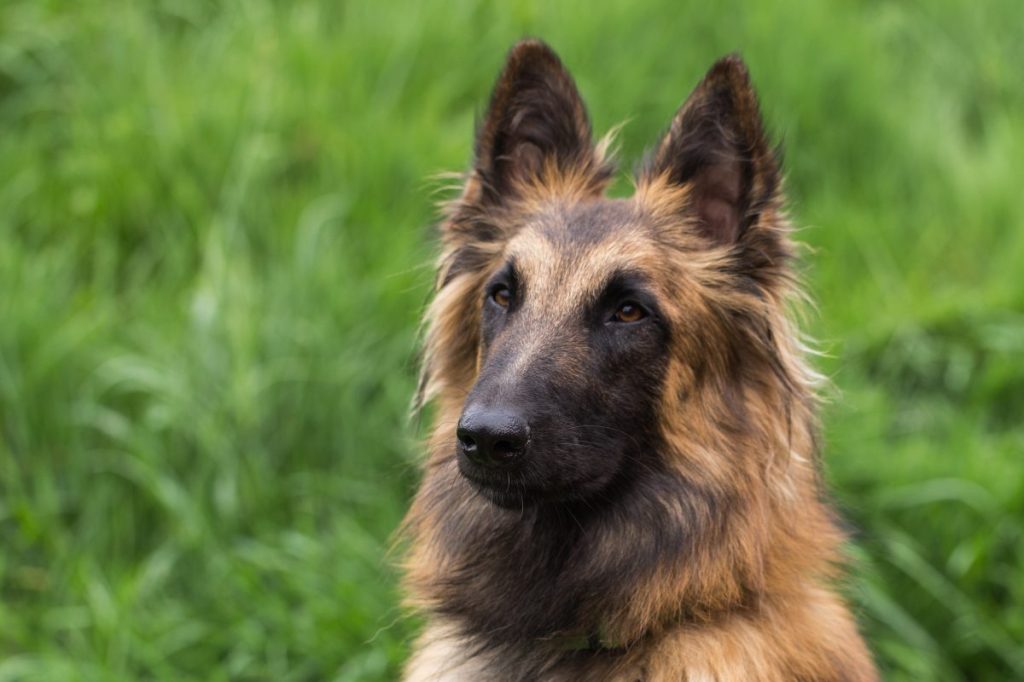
405;580;872;682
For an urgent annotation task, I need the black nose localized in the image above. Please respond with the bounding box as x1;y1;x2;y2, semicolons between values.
456;408;530;468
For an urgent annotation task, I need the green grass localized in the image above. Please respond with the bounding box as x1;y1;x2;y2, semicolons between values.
1;1;1021;679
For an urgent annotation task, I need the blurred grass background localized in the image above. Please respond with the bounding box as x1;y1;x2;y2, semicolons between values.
1;1;1022;680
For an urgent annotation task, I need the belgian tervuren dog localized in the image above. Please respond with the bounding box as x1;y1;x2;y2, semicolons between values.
401;39;878;681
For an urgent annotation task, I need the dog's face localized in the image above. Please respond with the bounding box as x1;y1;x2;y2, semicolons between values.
423;40;787;510
457;203;671;507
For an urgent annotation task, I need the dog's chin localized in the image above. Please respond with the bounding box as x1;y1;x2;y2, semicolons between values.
457;457;615;510
457;461;535;509
468;479;533;509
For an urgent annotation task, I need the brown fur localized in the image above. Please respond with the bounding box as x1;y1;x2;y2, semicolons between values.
401;39;878;681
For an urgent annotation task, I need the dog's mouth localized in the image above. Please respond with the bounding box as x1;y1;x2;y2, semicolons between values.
467;478;531;509
457;454;613;509
457;458;532;508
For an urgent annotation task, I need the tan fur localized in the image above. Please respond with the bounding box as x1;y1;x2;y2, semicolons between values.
402;41;878;681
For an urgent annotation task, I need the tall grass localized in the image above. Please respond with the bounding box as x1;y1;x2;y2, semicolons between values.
1;1;1021;680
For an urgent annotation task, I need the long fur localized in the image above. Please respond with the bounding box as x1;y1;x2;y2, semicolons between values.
401;40;878;681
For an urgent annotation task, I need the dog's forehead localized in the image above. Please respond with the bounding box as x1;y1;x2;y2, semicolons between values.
535;199;640;246
505;199;662;306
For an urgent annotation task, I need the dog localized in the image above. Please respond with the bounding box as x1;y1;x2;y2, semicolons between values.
400;39;879;681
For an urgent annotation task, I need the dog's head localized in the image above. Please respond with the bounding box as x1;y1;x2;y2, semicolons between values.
421;40;799;510
404;41;846;657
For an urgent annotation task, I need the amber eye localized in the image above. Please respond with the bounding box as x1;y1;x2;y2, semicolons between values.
491;286;512;308
612;302;646;323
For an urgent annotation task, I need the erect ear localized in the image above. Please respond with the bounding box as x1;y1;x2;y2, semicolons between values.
641;54;781;245
470;39;608;204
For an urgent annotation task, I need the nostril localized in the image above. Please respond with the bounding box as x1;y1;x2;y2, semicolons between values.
456;429;477;450
492;439;522;460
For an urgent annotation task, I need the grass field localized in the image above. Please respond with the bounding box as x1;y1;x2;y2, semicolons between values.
1;1;1022;680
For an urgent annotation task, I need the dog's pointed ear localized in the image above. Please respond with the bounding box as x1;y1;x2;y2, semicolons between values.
470;39;606;204
640;55;781;245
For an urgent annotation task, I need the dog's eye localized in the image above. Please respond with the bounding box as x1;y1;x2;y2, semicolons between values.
611;302;646;323
491;286;512;308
